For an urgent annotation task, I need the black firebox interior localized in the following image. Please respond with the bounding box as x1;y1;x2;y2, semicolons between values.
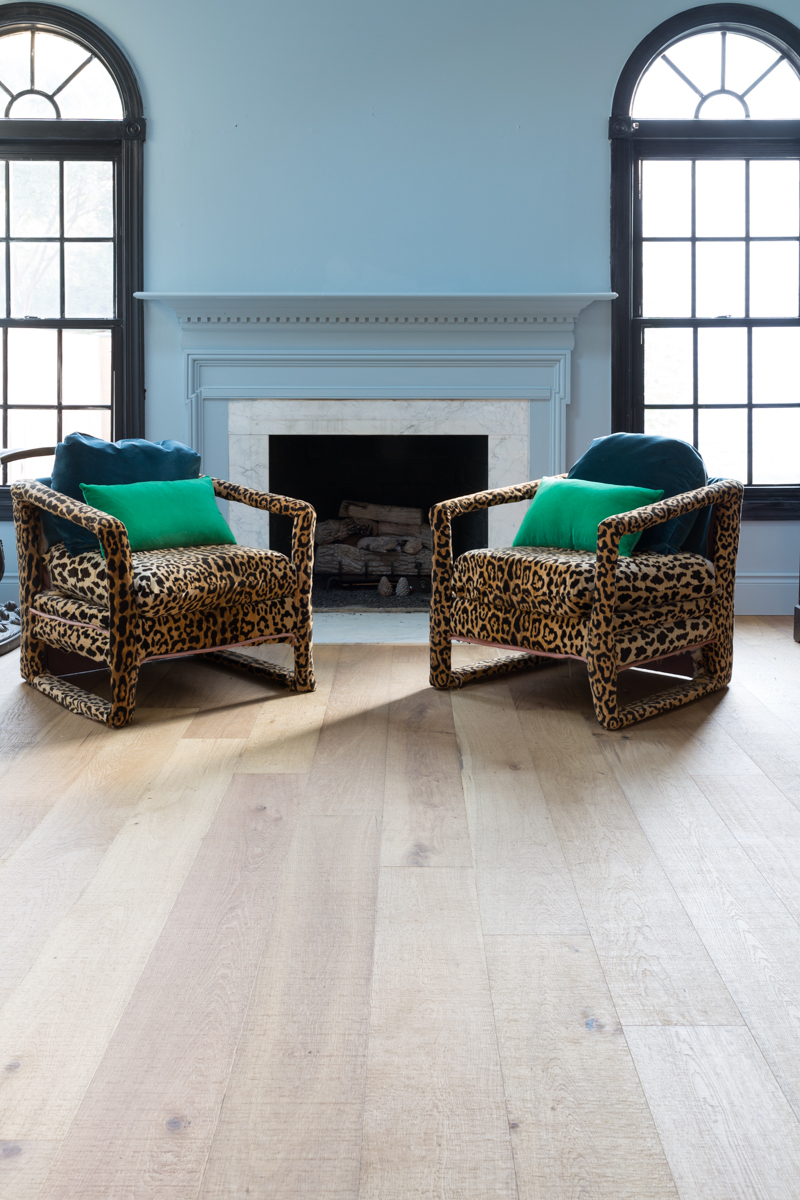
268;434;489;562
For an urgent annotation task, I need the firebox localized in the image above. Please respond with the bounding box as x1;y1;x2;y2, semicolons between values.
268;435;489;572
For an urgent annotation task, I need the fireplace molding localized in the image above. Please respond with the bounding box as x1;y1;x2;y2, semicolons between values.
134;292;615;542
183;348;572;475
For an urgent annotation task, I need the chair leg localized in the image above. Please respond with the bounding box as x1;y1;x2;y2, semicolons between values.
291;627;316;693
587;642;730;732
429;622;455;688
109;661;139;727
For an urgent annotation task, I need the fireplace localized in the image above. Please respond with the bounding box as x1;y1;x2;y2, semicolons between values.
132;293;612;605
268;434;488;560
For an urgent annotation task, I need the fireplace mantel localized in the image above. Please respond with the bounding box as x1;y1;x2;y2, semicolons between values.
134;292;615;543
135;292;614;330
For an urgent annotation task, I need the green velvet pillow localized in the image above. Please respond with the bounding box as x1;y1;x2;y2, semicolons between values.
512;476;664;558
79;475;237;553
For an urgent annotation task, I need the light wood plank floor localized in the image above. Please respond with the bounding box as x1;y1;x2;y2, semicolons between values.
2;619;800;1198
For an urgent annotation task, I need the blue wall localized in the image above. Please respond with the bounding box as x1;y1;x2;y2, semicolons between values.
2;0;799;609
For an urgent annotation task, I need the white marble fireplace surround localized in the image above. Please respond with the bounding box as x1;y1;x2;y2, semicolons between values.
136;293;614;549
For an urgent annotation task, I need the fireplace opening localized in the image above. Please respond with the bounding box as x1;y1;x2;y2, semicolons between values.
268;435;489;606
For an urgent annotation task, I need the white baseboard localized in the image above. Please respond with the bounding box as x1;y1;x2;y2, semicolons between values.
734;572;796;616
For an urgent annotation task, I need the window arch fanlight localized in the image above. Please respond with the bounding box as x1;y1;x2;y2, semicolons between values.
0;3;144;516
611;4;800;518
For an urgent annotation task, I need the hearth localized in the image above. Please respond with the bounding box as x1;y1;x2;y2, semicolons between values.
268;435;488;601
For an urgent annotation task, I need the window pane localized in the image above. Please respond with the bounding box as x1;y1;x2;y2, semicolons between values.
696;242;745;317
631;56;699;119
750;161;799;237
10;243;60;318
698;408;747;480
725;33;783;95
749;242;799;317
33;32;91;95
6;409;57;483
642;161;691;237
664;32;721;98
7;328;57;404
62;330;112;406
64;242;113;318
644;407;694;443
752;327;800;404
746;58;800;120
752;409;800;483
62;408;111;444
64;162;113;237
697;327;747;405
55;57;123;120
8;94;58;119
642;242;691;316
644;328;693;404
696;161;744;237
9;161;59;236
0;32;32;97
698;92;748;119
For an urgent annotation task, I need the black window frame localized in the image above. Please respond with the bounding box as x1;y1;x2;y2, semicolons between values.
611;3;800;519
0;2;144;521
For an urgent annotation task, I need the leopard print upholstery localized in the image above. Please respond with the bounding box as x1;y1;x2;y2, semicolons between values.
454;546;717;616
429;476;743;731
46;541;297;615
11;476;316;728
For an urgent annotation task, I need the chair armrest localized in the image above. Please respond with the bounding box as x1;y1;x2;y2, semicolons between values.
429;479;550;625
10;480;137;655
0;444;56;465
431;478;547;522
10;478;131;554
593;478;744;614
596;478;743;540
212;478;316;592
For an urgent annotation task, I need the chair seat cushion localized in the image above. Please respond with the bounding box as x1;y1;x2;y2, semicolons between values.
46;541;297;616
453;546;717;617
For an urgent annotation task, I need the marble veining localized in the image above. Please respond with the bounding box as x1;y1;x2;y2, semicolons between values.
227;399;532;550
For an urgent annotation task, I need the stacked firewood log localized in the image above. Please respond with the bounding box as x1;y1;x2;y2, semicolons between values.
313;500;433;575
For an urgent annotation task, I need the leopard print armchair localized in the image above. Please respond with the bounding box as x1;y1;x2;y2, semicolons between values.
10;476;316;728
429;476;743;731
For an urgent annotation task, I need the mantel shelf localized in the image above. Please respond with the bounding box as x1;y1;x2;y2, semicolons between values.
134;292;616;329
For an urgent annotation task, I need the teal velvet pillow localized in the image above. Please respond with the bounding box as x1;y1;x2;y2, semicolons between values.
79;475;236;553
513;477;664;558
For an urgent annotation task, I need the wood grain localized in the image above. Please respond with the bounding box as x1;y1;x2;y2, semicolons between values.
381;648;472;867
516;703;742;1026
625;1025;800;1200
236;645;340;774
4;619;800;1197
199;814;381;1200
304;644;393;817
0;1140;59;1200
694;773;800;924
0;737;244;1140
359;867;517;1199
486;935;678;1200
605;743;800;1118
38;773;305;1199
0;709;194;1009
452;679;586;935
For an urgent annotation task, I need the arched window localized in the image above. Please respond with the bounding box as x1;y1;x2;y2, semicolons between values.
0;3;144;509
611;4;800;517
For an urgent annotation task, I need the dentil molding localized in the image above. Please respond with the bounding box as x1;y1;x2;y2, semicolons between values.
134;292;615;331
